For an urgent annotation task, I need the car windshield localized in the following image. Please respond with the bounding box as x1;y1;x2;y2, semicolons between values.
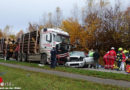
70;51;85;57
53;34;69;44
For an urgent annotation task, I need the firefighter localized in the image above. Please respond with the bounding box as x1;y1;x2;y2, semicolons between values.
108;47;116;69
124;50;129;65
123;50;129;60
103;51;109;69
116;48;126;71
50;46;57;68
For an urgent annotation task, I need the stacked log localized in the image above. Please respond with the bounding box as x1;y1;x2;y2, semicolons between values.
0;38;16;57
0;38;5;53
20;30;40;54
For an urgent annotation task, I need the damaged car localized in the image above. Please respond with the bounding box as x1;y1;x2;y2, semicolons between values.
65;51;94;68
65;51;86;67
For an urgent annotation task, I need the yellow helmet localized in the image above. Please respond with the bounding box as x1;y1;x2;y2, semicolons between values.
126;50;129;53
118;48;123;51
123;50;127;53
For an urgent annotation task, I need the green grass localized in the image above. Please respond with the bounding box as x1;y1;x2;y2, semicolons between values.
0;65;129;90
0;59;130;82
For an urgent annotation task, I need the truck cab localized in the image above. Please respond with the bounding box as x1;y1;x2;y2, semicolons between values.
40;28;70;64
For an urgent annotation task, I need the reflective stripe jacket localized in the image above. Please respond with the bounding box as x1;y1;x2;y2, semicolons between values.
116;51;126;62
109;50;116;60
103;53;109;60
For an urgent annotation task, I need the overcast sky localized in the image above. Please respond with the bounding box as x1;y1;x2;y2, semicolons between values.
0;0;129;34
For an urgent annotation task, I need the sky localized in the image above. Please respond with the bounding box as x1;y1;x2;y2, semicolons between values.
0;0;129;34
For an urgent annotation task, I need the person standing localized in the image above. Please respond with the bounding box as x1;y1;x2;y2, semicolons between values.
123;50;129;61
116;48;126;71
93;49;100;69
109;47;116;69
50;47;57;68
123;50;129;65
88;49;94;57
103;51;109;69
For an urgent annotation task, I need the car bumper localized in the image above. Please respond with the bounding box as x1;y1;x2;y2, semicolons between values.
65;62;85;67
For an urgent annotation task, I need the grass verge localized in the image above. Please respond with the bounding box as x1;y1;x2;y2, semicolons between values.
0;59;130;81
0;65;129;90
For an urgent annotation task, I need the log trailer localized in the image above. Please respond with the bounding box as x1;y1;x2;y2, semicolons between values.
18;28;70;64
0;38;16;59
0;38;5;58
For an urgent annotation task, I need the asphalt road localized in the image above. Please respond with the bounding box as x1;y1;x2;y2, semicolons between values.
82;68;128;74
0;62;130;88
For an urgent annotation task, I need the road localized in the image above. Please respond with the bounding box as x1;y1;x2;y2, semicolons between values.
0;62;130;88
82;68;128;74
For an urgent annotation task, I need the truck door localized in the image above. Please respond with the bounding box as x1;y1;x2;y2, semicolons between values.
40;33;52;51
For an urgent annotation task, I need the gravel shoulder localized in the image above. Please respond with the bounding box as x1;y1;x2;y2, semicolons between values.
0;62;130;88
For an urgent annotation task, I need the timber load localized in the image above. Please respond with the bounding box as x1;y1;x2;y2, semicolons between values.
0;38;5;54
20;30;40;54
0;38;16;58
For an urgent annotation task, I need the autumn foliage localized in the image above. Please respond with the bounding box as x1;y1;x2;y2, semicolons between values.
0;1;129;55
61;5;130;54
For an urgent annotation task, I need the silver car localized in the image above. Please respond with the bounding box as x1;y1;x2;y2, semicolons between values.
65;51;86;67
65;51;94;68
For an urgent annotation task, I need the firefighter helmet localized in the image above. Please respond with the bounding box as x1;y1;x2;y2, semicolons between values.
118;48;123;51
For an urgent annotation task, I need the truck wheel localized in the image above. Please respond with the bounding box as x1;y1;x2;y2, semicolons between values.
41;54;47;64
18;53;22;62
4;56;7;60
22;53;27;62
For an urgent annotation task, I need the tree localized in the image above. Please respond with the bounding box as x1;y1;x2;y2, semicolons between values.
84;12;102;49
2;25;12;39
16;30;24;39
28;23;39;32
53;7;63;27
44;12;54;28
71;4;79;21
9;35;16;40
0;29;3;38
61;18;87;51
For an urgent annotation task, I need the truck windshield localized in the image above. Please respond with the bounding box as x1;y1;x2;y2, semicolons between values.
53;34;69;43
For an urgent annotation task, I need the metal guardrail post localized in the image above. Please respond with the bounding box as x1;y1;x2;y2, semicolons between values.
22;35;24;53
35;30;38;54
28;32;30;54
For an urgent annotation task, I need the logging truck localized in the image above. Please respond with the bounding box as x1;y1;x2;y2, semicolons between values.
0;38;16;60
18;28;70;64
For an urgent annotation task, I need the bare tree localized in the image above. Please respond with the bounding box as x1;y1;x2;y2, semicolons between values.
71;4;79;21
44;12;54;28
54;7;63;27
41;12;47;26
2;25;13;39
0;29;3;38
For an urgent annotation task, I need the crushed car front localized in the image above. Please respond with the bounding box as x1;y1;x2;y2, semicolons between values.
65;51;86;67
